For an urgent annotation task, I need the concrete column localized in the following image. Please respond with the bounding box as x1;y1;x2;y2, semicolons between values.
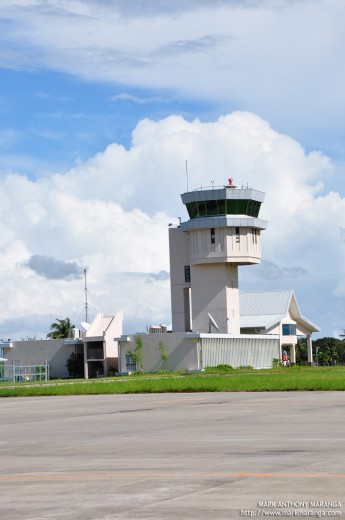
307;335;313;364
83;343;88;379
118;343;122;373
290;344;296;365
197;341;201;370
279;343;283;362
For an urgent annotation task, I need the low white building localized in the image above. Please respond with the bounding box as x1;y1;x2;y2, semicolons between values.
116;289;319;372
240;290;320;363
1;312;123;380
64;312;123;378
1;292;319;378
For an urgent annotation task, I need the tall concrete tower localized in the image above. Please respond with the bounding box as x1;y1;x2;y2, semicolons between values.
169;179;267;334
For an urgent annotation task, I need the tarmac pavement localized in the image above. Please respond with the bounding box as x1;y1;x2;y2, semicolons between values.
0;392;344;519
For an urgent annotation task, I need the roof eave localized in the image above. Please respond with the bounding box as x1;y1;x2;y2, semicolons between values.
299;315;320;333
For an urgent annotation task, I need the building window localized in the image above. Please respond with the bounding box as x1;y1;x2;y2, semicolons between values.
235;227;240;243
126;353;137;372
210;228;215;244
87;342;103;360
184;265;190;283
252;228;257;244
282;324;296;336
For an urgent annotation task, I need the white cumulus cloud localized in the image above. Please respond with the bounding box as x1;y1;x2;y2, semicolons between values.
0;111;343;339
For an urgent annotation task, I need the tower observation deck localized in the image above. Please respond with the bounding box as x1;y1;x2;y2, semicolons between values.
169;179;267;334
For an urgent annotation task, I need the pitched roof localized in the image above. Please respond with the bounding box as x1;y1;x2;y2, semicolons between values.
239;290;320;332
240;290;292;316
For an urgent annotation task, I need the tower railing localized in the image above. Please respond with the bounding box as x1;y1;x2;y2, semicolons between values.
190;183;254;192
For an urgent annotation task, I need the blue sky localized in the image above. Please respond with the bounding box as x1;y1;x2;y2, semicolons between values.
1;0;345;339
0;69;193;171
1;66;227;187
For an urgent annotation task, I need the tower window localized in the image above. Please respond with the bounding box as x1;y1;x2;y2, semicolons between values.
185;199;261;219
210;228;215;244
184;266;191;283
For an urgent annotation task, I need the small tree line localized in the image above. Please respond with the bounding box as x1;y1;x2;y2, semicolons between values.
297;337;345;365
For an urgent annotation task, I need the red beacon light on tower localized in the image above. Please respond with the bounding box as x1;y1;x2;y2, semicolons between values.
226;178;236;188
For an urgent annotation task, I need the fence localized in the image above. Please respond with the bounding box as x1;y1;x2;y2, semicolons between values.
0;361;49;382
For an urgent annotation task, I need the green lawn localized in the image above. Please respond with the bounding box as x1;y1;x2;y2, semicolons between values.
0;366;345;397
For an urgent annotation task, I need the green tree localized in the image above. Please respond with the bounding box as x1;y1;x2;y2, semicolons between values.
312;337;342;366
337;339;345;364
158;341;168;370
66;352;84;378
131;335;144;372
47;318;74;339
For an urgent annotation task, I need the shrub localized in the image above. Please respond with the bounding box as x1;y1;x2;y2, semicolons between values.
204;364;234;372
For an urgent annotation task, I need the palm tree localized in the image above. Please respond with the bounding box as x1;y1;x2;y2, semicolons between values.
47;318;74;339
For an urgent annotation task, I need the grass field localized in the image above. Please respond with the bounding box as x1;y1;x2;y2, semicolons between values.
0;366;345;397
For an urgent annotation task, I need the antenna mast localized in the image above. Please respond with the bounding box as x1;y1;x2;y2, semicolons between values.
84;268;88;323
185;160;189;192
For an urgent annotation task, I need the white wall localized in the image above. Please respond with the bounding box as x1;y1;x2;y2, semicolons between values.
119;333;198;373
4;339;72;378
104;313;123;359
169;227;191;332
118;333;280;372
189;227;262;265
190;263;240;334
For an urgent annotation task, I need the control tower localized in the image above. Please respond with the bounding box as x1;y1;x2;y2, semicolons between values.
169;179;267;334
